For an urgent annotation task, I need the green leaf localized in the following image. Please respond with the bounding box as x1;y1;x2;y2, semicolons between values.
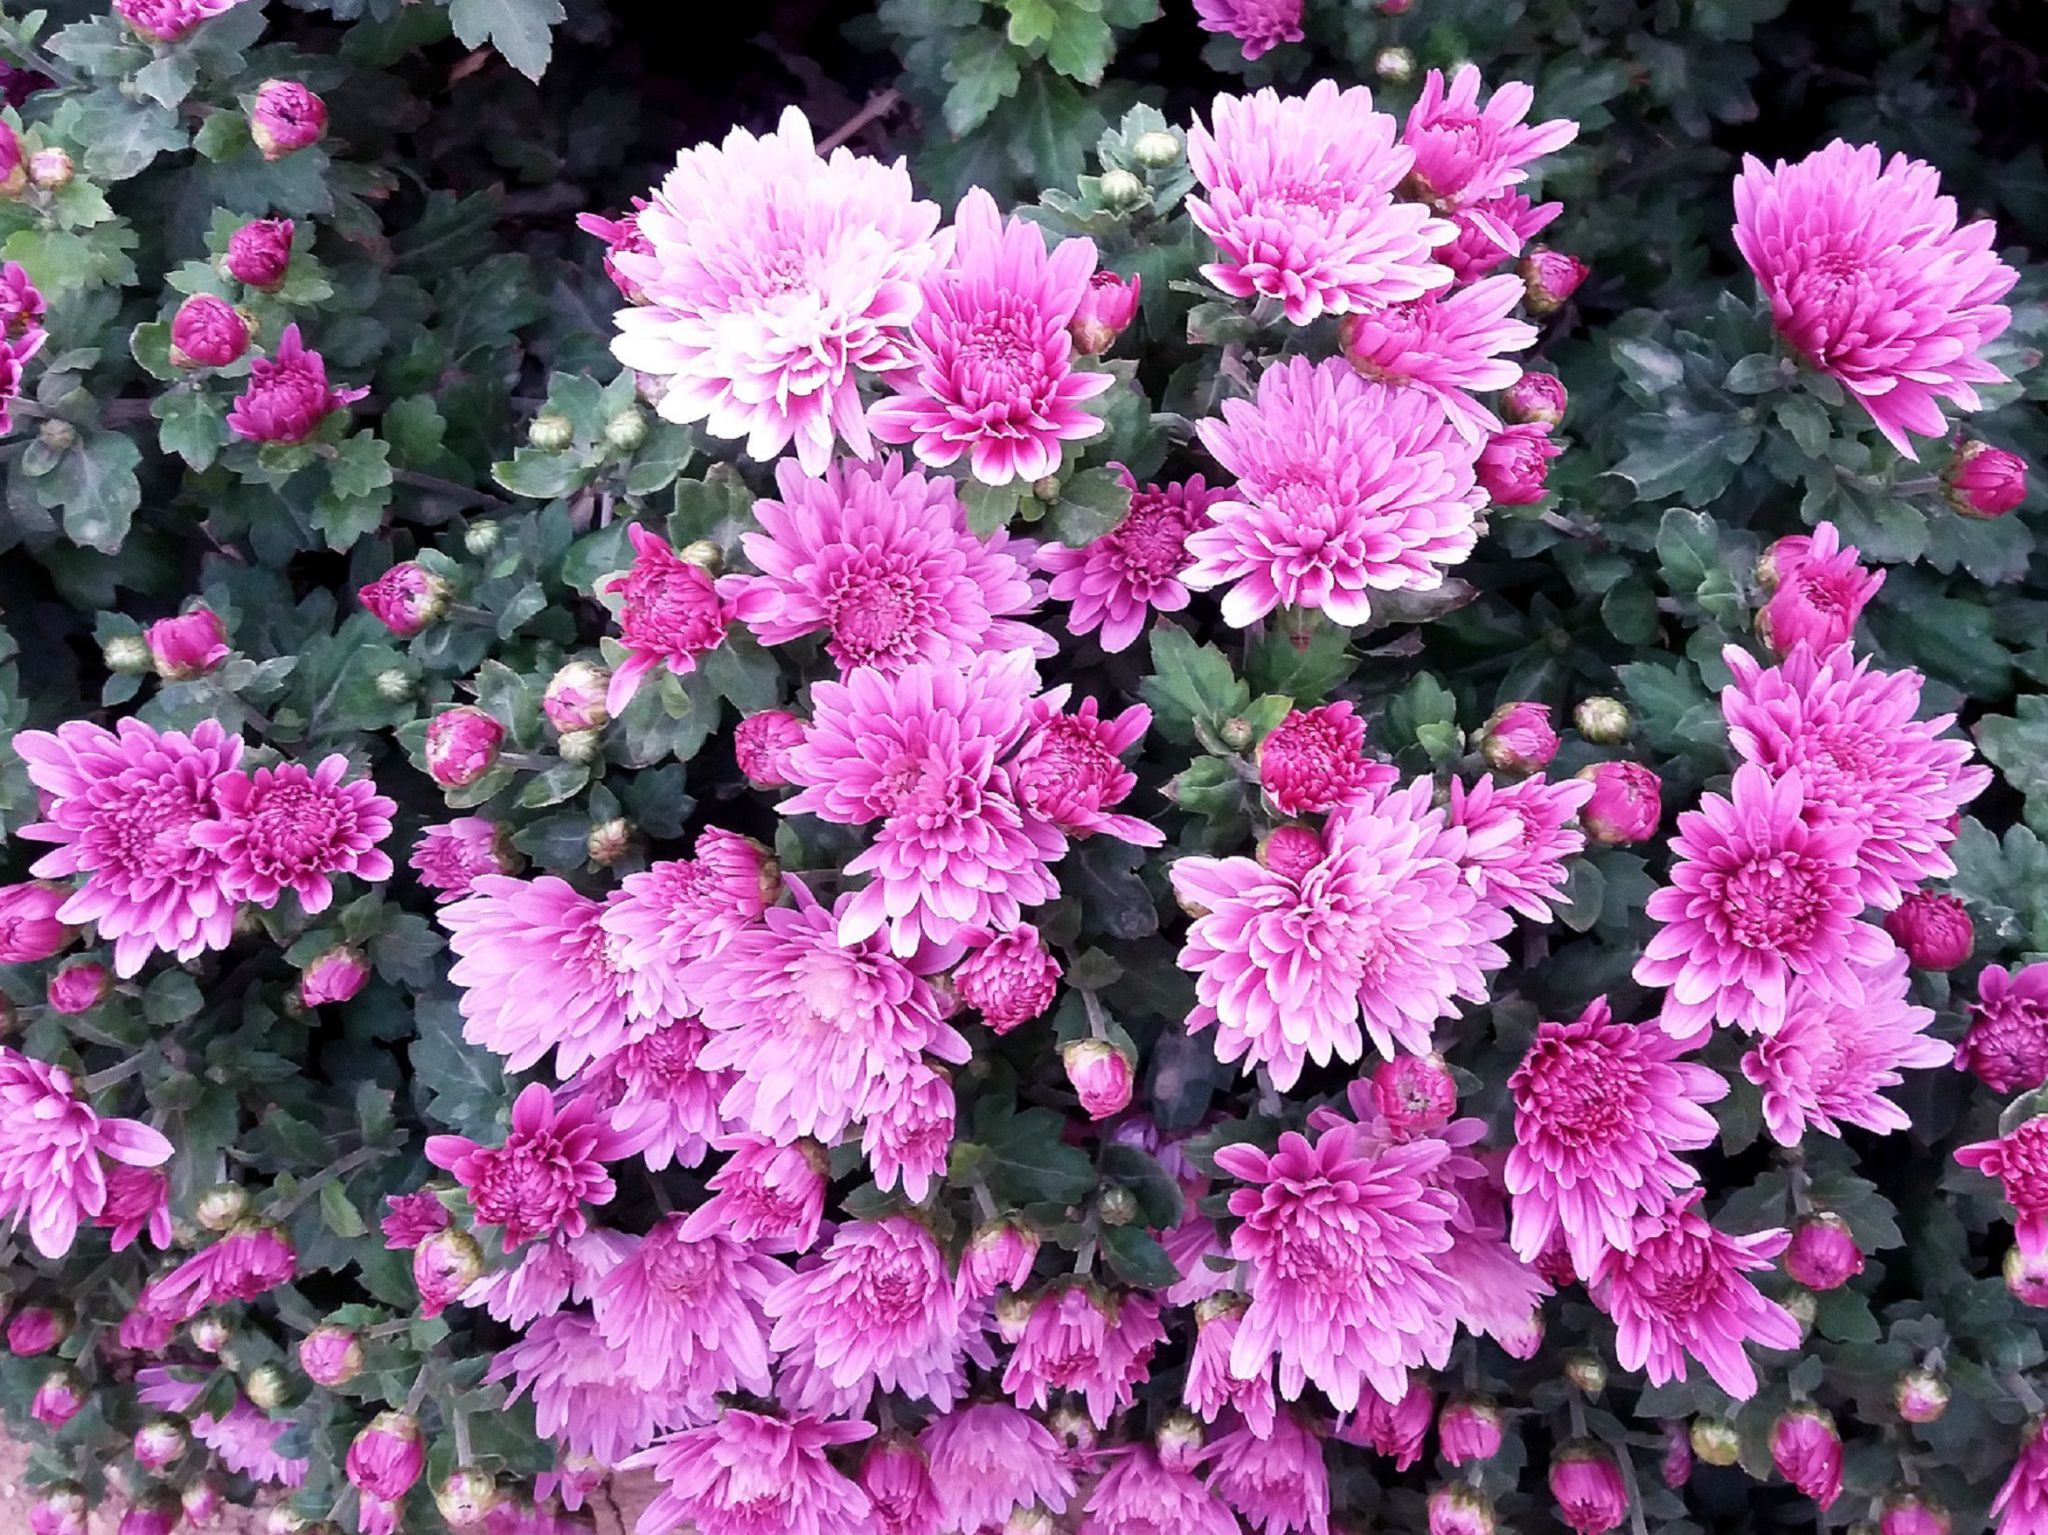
1140;625;1248;746
1974;696;2048;805
944;29;1022;136
154;388;230;471
983;1107;1096;1206
329;433;394;500
446;0;564;80
1004;0;1061;46
38;431;141;553
1048;465;1131;546
962;479;1026;536
1722;352;1788;394
319;1180;369;1240
1045;7;1114;82
56;88;188;181
1245;620;1355;704
1655;506;1721;596
1099;1224;1179;1288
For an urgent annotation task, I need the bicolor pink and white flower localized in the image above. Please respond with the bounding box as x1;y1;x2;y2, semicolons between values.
1039;472;1221;653
920;1403;1076;1532
575;1019;729;1171
1010;696;1162;846
1257;703;1397;817
1337;275;1537;441
1447;772;1594;921
600;827;774;983
591;1214;783;1409
626;1410;877;1535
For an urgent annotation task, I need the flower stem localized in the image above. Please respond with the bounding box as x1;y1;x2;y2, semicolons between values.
83;1055;146;1095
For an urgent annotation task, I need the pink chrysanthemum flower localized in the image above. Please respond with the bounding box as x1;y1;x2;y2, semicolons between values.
591;1214;784;1408
1588;1191;1800;1400
681;1134;829;1252
1080;1446;1240;1535
1722;644;1990;908
1733;139;2018;457
1186;81;1452;326
1011;695;1163;846
196;1399;307;1487
1337;275;1537;441
602;526;730;715
1170;779;1507;1088
1958;962;2048;1094
954;924;1060;1034
600;828;774;983
460;1228;629;1328
425;1083;632;1251
1634;763;1892;1038
1403;66;1580;211
1039;471;1221;653
191;755;394;914
685;881;966;1142
1191;0;1302;59
148;1223;296;1320
1503;998;1725;1276
1759;523;1884;657
411;817;516;902
1741;949;1950;1145
574;1019;729;1171
1447;772;1595;921
486;1312;678;1465
1184;1298;1276;1436
861;1440;942;1535
0;1049;173;1258
782;652;1064;954
721;455;1048;674
1208;1414;1330;1535
441;876;688;1077
1258;703;1397;817
625;1410;876;1535
576;198;652;303
1002;1284;1165;1428
610;105;939;475
1958;1116;2048;1254
15;718;244;976
767;1216;979;1415
1185;357;1484;626
95;1163;172;1252
869;188;1112;485
382;1190;449;1248
860;1062;955;1202
1337;1378;1433;1468
1993;1421;2048;1534
1215;1123;1461;1411
920;1403;1075;1532
1437;191;1562;284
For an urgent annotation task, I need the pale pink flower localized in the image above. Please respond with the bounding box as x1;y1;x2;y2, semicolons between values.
1080;1446;1239;1535
15;717;244;976
1011;696;1162;846
1257;703;1397;817
1741;948;1950;1144
460;1228;629;1328
1002;1284;1164;1427
1959;1116;2048;1254
1758;522;1884;657
574;1019;729;1171
1634;763;1892;1038
1215;1123;1460;1411
1993;1421;2048;1535
954;924;1060;1033
602;525;730;714
920;1403;1076;1532
1436;191;1561;284
600;827;773;981
1589;1191;1800;1399
1338;275;1537;441
1733;139;2018;457
681;1134;828;1252
191;755;394;914
861;1440;942;1535
1185;357;1484;626
611;105;939;475
425;1082;632;1250
869;188;1112;485
486;1311;678;1465
1184;1299;1275;1436
195;1398;307;1486
1335;1377;1432;1468
1505;998;1725;1275
1187;81;1452;325
1958;962;2048;1093
625;1410;876;1535
0;1048;173;1258
592;1214;783;1407
1722;644;1989;908
1207;1413;1328;1535
1039;471;1221;653
782;653;1064;954
1191;0;1302;59
1403;66;1580;211
860;1062;955;1201
1447;772;1594;921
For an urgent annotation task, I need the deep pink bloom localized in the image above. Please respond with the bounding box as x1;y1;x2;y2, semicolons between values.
300;944;369;1006
624;1410;877;1535
1948;440;2027;517
15;717;244;976
1438;1398;1504;1465
1771;1407;1843;1508
0;1048;173;1257
460;1227;629;1328
860;1061;955;1201
681;1134;828;1252
426;1082;631;1250
1550;1445;1628;1535
1884;1496;1952;1535
1475;421;1560;504
1011;695;1161;846
1002;1284;1164;1427
1187;81;1452;325
1741;948;1949;1144
347;1413;426;1535
1071;270;1142;356
150;1222;297;1323
1722;643;1989;907
1478;701;1559;775
576;198;652;304
591;1214;783;1408
46;961;106;1014
1080;1446;1239;1535
0;882;73;962
1207;1414;1329;1535
170;293;247;368
1578;761;1662;845
1183;1298;1275;1436
1886;890;1974;971
1371;1054;1459;1136
722;455;1046;674
575;1019;728;1171
7;1307;64;1355
381;1189;449;1248
425;707;505;789
954;923;1060;1033
1783;1214;1863;1290
1506;997;1724;1275
1404;65;1580;211
1959;1116;2048;1254
1960;961;2048;1092
486;1311;677;1464
610;105;939;476
1192;0;1303;59
1186;357;1484;626
1063;1039;1136;1119
1336;1377;1432;1468
1437;190;1561;284
870;187;1112;485
1171;779;1507;1086
602;525;730;714
1216;1123;1459;1411
1338;275;1537;441
1258;703;1396;817
1994;1422;2048;1535
146;607;228;679
411;817;516;902
1759;522;1884;657
360;562;450;638
921;1402;1075;1531
249;81;325;159
1522;246;1589;313
1734;140;2017;457
227;324;365;443
412;1228;482;1317
1634;763;1892;1038
1447;772;1593;921
192;755;395;913
1040;471;1220;654
1504;369;1569;425
734;710;807;787
1589;1191;1799;1399
224;217;293;289
0;264;38;350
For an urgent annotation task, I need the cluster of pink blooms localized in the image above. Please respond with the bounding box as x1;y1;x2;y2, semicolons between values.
0;259;46;436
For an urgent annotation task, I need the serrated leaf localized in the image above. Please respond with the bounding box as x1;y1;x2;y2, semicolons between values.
1099;1224;1179;1288
446;0;563;80
1048;465;1131;545
38;431;141;553
1141;625;1248;746
329;433;394;500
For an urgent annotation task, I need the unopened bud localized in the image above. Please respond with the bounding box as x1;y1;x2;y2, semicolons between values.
38;418;77;453
1032;475;1062;503
1156;1411;1204;1473
1894;1367;1949;1424
1690;1416;1741;1467
1099;168;1147;209
586;818;633;866
464;522;501;558
1781;1285;1818;1332
29;148;73;190
1219;716;1253;750
558;728;604;765
1096;1185;1140;1227
196;1183;251;1232
1047;1403;1096;1456
1573;696;1630;745
677;539;722;571
603;408;648;453
435;1468;499;1527
188;1315;230;1353
527;413;573;452
1374;47;1415;83
1563;1352;1606;1396
244;1361;291;1411
374;668;413;702
103;634;153;674
1131;131;1181;169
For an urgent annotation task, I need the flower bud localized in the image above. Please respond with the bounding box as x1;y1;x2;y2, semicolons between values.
244;1361;292;1411
1005;1507;1056;1535
1495;1307;1543;1359
196;1183;251;1232
1882;891;1973;971
368;671;410;706
1690;1416;1741;1466
734;709;807;788
543;661;612;734
118;1494;180;1535
1661;1422;1692;1489
1070;270;1142;357
224;217;294;290
134;1416;188;1473
1046;1403;1096;1456
0;124;23;200
1032;475;1062;503
677;539;723;571
994;1291;1033;1345
8;1304;69;1356
425;707;505;789
1257;824;1324;882
414;1227;483;1317
1427;1484;1495;1535
31;1368;85;1426
1061;1039;1134;1120
1156;1411;1204;1473
30;1484;88;1535
170;295;249;369
1563;1351;1606;1396
146;607;229;680
1437;1397;1503;1465
1219;715;1254;751
249;80;327;160
959;1221;1040;1299
0;883;75;965
1577;761;1661;845
1881;1493;1951;1535
1549;1442;1626;1535
1096;1184;1140;1227
1946;440;2026;519
1894;1366;1949;1424
1371;1053;1457;1136
300;946;369;1008
527;413;574;451
463;521;502;557
1478;700;1559;774
1782;1286;1818;1331
604;408;648;453
263;1503;308;1535
1503;371;1569;427
36;416;76;453
557;728;604;765
47;961;110;1015
2005;1242;2048;1305
103;633;153;674
181;1478;221;1525
1783;1213;1863;1291
298;1324;363;1387
434;1467;498;1528
1131;131;1181;169
358;562;450;639
1770;1405;1843;1509
188;1314;230;1353
1521;247;1589;315
28;147;72;190
1573;696;1630;745
586;818;634;867
1099;168;1146;209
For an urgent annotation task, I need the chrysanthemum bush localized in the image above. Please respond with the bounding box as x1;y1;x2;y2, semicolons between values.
4;0;2048;1533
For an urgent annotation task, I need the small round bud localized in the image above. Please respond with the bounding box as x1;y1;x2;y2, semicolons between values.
264;1505;309;1535
1479;700;1560;774
1047;1404;1096;1456
425;707;506;789
1257;824;1324;882
1781;1286;1819;1331
586;818;633;867
1131;131;1181;169
603;408;648;453
1099;168;1147;209
1061;1039;1134;1120
134;1415;189;1473
1096;1184;1140;1227
103;633;153;674
188;1314;230;1353
1374;47;1415;83
1031;475;1062;503
527;413;574;452
1521;246;1590;316
1946;440;2026;520
1156;1412;1204;1473
1894;1367;1949;1424
196;1183;251;1232
557;728;604;765
435;1469;499;1529
298;1324;364;1387
244;1361;292;1411
181;1479;222;1524
1005;1507;1057;1535
374;668;413;702
1573;696;1631;745
2007;1243;2048;1306
28;148;73;190
37;418;77;454
1219;716;1254;751
464;522;502;557
994;1291;1034;1345
1783;1212;1864;1291
542;661;612;734
678;539;723;571
1690;1416;1742;1467
1563;1351;1606;1396
1427;1485;1495;1535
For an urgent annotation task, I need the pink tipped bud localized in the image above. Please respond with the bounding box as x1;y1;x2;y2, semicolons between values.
0;123;24;199
134;1416;188;1473
298;1324;363;1386
994;1291;1033;1345
1476;422;1562;505
1549;1442;1627;1535
959;1220;1040;1300
359;562;450;638
1155;1412;1204;1473
1427;1484;1496;1535
1576;760;1661;845
1437;1397;1503;1466
433;1467;498;1528
1883;891;1974;971
425;707;505;789
30;1368;85;1427
0;882;77;964
29;1485;89;1535
1371;1053;1457;1136
1257;824;1325;882
146;606;229;680
223;217;294;290
180;1479;221;1525
1783;1213;1863;1291
1521;247;1588;315
47;961;110;1015
300;946;370;1008
1070;270;1142;356
249;81;326;160
169;295;249;369
1573;696;1630;745
1478;700;1559;774
734;709;806;788
1503;371;1568;426
2009;1243;2048;1306
542;661;612;733
413;1227;483;1317
8;1304;69;1356
1881;1493;1952;1535
1894;1367;1949;1424
1660;1422;1692;1489
1946;440;2027;519
1062;1039;1134;1120
1770;1406;1842;1509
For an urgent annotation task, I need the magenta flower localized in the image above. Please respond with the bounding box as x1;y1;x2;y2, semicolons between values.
602;525;730;714
576;198;652;303
1071;269;1142;356
1505;997;1725;1275
459;1227;628;1327
1185;357;1484;626
195;1398;307;1486
1439;1398;1504;1465
721;455;1047;674
225;217;294;290
16;717;244;976
1001;1284;1164;1428
610;106;939;475
1338;275;1537;441
869;187;1112;486
1011;695;1162;846
624;1410;876;1535
1257;703;1397;817
0;1049;173;1258
1589;1191;1799;1399
1337;1378;1432;1468
920;1403;1075;1532
1403;66;1580;211
601;827;772;977
685;880;965;1143
1191;0;1303;59
226;324;365;443
860;1061;955;1201
575;1019;728;1171
359;562;450;638
954;923;1060;1033
1959;1117;2048;1253
1959;961;2048;1092
1741;949;1950;1144
146;606;229;679
1948;439;2028;517
1757;524;1886;657
170;293;248;369
1447;772;1594;921
1634;763;1892;1038
1216;1123;1460;1411
486;1311;678;1465
1783;1214;1864;1290
300;944;369;1007
859;1440;941;1535
192;754;395;914
111;0;244;42
734;709;807;787
1371;1053;1459;1136
1523;246;1590;312
1039;471;1220;653
94;1164;172;1252
347;1413;425;1535
1771;1407;1843;1509
381;1189;449;1248
426;1082;632;1250
0;882;73;963
1504;369;1569;425
958;1219;1040;1302
1887;888;1975;971
1476;421;1561;504
1993;1422;2048;1535
1064;1039;1136;1119
46;961;106;1015
1187;81;1452;325
1184;1298;1276;1436
1578;760;1662;845
1207;1414;1329;1535
1080;1445;1240;1535
1734;140;2018;457
149;1223;296;1320
1722;643;1989;908
424;707;504;788
249;80;326;160
1551;1445;1628;1535
410;817;517;902
591;1214;783;1408
0;261;41;341
1437;190;1561;284
681;1134;828;1253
